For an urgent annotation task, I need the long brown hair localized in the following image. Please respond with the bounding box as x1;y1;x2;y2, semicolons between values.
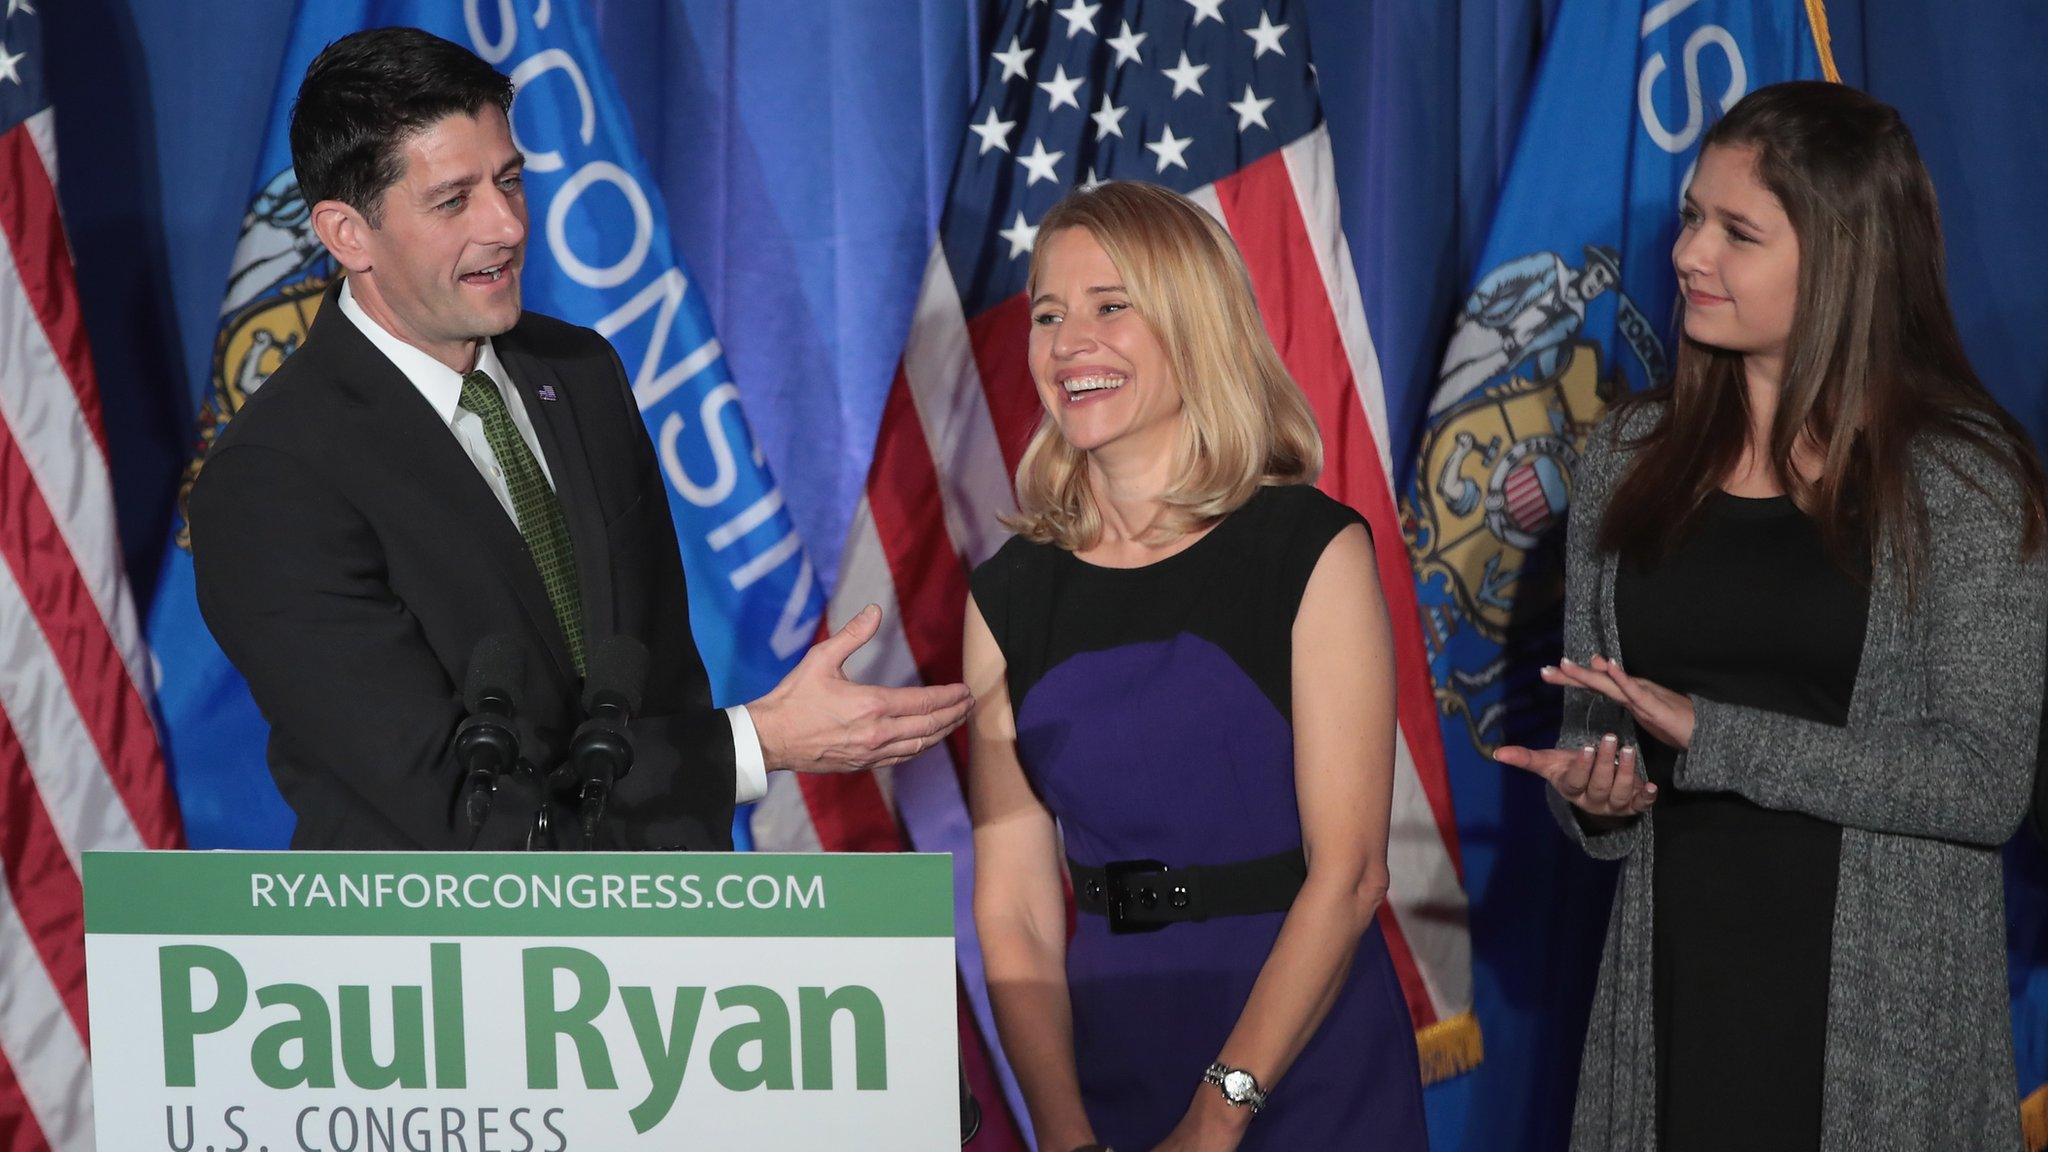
1600;81;2046;590
1007;181;1322;550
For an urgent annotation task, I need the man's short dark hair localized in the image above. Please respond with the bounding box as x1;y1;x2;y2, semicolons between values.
289;27;514;224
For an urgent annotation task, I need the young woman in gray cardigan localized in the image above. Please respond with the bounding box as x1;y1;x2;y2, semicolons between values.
1495;83;2048;1151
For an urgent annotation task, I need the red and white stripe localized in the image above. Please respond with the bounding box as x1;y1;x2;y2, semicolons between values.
753;123;1476;1138
0;107;183;1152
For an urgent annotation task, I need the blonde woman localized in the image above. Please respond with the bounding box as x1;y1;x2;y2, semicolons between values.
964;181;1427;1152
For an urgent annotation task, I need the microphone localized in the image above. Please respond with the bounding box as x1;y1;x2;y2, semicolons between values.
567;635;649;845
455;635;525;831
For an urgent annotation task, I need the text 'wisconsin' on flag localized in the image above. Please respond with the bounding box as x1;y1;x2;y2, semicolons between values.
744;3;1483;1139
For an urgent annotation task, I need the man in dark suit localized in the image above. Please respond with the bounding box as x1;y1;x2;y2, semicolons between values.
188;27;970;851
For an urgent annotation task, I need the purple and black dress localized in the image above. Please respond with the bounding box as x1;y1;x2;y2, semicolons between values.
970;483;1429;1151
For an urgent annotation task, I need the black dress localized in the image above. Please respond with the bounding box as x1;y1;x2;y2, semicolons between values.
970;484;1429;1149
1612;492;1869;1151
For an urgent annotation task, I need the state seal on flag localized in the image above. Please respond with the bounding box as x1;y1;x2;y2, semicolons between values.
1404;243;1670;752
176;168;336;550
1405;339;1613;646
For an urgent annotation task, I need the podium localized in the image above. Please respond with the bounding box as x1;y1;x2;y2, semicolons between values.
84;851;960;1151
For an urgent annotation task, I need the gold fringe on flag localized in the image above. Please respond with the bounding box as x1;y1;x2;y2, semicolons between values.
2023;1083;2047;1152
1414;1011;1485;1085
1803;0;1844;83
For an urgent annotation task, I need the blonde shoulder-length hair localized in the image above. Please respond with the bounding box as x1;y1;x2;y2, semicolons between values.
1006;180;1322;550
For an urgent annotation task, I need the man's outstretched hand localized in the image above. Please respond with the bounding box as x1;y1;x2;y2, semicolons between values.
747;604;975;774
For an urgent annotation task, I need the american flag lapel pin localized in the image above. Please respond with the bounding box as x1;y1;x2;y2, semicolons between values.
536;384;558;402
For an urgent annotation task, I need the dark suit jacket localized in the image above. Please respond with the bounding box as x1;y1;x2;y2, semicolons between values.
189;280;736;850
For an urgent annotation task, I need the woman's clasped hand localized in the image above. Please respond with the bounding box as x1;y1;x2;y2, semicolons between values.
1495;653;1703;818
1545;655;1697;749
1493;731;1654;819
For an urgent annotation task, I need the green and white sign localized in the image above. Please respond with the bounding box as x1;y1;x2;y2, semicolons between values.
84;852;958;1152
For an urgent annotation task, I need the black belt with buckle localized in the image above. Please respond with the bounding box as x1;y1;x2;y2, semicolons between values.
1068;848;1307;934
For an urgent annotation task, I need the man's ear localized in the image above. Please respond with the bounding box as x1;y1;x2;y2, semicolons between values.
311;199;376;275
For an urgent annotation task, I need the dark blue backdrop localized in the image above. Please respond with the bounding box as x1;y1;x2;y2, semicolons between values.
57;1;2048;594
41;2;2047;1148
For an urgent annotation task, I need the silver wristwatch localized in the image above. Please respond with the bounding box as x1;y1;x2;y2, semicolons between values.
1202;1062;1267;1113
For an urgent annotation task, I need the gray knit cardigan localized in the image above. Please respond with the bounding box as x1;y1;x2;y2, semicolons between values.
1550;401;2046;1152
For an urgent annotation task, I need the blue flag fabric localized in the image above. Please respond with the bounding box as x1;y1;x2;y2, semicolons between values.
145;0;821;849
1400;3;1829;1146
1407;0;1829;762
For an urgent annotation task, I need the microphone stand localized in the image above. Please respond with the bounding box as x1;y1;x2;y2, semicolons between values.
526;803;558;852
573;724;633;847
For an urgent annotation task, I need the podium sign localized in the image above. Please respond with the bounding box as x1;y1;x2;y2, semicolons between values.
84;852;958;1151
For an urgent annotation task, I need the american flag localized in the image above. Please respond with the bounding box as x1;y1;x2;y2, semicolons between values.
0;4;182;1150
751;0;1479;1138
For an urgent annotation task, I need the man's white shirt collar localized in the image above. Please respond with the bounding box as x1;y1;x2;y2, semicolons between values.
336;276;511;426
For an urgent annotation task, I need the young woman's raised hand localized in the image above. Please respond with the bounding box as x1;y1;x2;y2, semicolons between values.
1494;733;1656;818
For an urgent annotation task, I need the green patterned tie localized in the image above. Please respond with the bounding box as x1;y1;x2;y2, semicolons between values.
459;371;586;674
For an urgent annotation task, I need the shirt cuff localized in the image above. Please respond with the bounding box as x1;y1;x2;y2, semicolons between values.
726;705;769;805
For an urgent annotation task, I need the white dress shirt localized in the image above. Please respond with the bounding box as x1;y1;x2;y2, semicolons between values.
337;279;768;804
